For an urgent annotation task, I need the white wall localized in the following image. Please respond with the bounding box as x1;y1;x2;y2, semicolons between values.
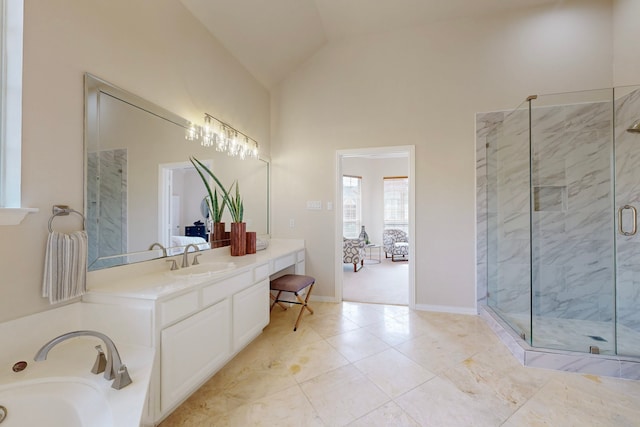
342;157;408;245
271;0;613;310
0;0;269;323
613;0;640;86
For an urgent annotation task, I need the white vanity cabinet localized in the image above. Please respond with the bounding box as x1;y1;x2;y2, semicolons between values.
84;240;305;426
160;298;231;411
156;265;269;416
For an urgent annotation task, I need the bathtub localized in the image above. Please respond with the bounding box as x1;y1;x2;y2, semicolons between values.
0;337;154;427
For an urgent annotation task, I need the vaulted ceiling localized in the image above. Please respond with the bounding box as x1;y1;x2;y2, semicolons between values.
180;0;559;88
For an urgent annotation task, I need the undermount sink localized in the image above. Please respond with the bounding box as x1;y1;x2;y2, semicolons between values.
167;262;236;280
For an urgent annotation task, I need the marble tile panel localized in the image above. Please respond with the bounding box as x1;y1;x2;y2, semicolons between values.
531;105;567;134
564;101;611;133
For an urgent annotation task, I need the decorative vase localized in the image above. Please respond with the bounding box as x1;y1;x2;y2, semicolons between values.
230;222;247;256
211;222;226;248
246;231;257;254
359;225;370;244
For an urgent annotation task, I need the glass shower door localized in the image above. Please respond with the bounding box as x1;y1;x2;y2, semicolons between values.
530;89;616;354
614;84;640;357
486;102;532;342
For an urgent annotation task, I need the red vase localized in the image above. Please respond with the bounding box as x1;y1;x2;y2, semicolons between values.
211;222;226;248
246;231;257;254
230;222;246;256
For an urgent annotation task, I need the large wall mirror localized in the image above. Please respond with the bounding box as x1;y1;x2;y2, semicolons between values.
85;74;269;271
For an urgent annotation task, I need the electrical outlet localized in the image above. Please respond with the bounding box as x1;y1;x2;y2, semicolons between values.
289;219;295;228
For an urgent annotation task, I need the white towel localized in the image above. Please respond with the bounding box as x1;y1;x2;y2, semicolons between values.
42;230;88;304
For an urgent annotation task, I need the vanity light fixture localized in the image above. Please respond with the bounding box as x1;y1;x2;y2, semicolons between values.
185;113;259;160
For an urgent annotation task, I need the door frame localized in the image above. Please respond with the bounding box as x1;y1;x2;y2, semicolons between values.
335;146;416;308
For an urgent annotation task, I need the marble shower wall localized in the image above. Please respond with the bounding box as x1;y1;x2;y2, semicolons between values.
477;98;618;327
87;149;128;269
614;87;640;339
530;100;614;326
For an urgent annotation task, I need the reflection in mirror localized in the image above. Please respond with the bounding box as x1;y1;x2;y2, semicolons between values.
85;74;269;271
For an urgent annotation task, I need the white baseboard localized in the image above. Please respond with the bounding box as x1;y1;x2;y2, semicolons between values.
309;295;339;303
414;304;478;316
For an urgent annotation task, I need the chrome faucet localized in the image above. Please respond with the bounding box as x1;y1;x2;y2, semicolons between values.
34;330;132;390
182;243;201;268
148;242;167;257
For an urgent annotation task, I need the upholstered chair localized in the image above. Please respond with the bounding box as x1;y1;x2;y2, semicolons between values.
382;229;409;261
343;238;365;272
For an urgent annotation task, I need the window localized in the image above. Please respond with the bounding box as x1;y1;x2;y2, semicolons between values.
0;0;29;224
384;176;408;234
342;175;361;238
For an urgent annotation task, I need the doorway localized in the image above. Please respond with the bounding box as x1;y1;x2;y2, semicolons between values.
335;146;416;308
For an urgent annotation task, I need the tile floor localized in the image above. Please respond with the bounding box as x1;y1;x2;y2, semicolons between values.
159;301;640;426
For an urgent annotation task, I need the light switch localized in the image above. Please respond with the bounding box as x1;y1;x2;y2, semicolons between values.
289;219;295;228
306;200;322;210
327;202;333;210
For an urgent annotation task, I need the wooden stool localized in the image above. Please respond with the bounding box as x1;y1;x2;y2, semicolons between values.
269;274;315;331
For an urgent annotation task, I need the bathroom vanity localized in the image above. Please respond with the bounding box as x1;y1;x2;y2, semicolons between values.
83;239;305;425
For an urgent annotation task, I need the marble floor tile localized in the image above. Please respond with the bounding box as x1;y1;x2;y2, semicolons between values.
353;348;435;398
326;328;390;362
226;384;324;427
283;339;350;383
503;374;640;426
339;301;394;327
160;301;640;427
347;401;421;427
395;376;505;426
364;312;431;346
300;364;390;426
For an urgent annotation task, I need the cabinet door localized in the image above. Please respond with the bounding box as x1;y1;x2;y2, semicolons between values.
161;299;231;413
233;279;269;351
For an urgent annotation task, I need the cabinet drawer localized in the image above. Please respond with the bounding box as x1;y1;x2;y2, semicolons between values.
160;291;198;326
253;263;269;283
202;270;252;306
273;253;296;272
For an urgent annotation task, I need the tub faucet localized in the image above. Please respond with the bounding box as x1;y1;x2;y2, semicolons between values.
34;330;132;390
182;243;200;268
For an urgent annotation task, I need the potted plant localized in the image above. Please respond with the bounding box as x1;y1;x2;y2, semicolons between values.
203;188;227;248
190;157;246;256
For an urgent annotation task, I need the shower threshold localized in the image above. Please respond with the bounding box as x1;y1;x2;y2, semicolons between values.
479;305;640;380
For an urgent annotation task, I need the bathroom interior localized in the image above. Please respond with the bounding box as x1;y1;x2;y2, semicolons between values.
1;0;640;426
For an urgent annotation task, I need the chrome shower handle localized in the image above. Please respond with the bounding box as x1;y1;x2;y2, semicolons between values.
618;205;637;236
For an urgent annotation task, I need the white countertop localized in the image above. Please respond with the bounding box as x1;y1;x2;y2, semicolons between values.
86;239;305;300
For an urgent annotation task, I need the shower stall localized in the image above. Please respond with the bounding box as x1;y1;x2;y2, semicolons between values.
477;85;640;361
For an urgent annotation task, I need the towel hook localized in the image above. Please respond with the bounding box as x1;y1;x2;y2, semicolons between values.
48;205;86;233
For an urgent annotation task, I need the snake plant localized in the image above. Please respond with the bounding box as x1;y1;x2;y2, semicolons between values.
190;156;243;223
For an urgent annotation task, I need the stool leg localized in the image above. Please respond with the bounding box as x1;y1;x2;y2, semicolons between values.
270;290;288;311
293;284;314;331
